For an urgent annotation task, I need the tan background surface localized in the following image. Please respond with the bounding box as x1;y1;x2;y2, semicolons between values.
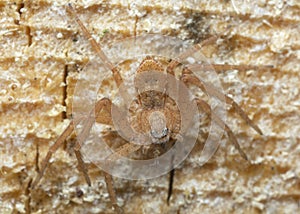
0;0;299;213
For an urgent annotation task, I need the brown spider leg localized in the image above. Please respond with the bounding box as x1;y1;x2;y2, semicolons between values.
75;98;132;214
181;71;263;135
104;143;141;214
32;98;112;189
31;122;75;188
106;143;141;162
74;149;91;186
72;98;113;185
195;98;248;160
164;33;264;135
104;172;124;214
187;63;274;73
166;35;218;75
67;4;123;87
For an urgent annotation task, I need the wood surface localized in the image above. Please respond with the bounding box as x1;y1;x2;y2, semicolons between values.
0;0;299;213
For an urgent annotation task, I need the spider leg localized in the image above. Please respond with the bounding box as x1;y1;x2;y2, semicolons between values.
31;122;75;188
104;172;124;214
104;143;141;214
105;143;141;163
166;31;273;76
181;71;263;135
32;98;113;189
72;98;113;185
187;63;274;73
74;149;91;186
164;30;267;136
75;98;136;213
165;34;265;135
67;4;123;87
195;98;248;160
166;35;218;75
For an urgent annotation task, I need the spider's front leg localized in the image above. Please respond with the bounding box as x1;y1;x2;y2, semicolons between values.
31;98;113;189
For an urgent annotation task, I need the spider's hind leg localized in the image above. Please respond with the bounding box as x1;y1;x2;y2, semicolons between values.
195;98;248;160
104;143;141;214
181;69;263;135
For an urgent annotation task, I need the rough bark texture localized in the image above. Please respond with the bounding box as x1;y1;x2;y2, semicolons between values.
0;0;299;213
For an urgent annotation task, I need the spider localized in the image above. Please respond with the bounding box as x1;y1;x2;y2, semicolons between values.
31;4;267;214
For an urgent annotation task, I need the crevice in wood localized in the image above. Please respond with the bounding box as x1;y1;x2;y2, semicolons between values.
62;65;68;120
35;143;40;173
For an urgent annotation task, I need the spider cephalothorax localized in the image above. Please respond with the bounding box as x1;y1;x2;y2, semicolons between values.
127;58;182;145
